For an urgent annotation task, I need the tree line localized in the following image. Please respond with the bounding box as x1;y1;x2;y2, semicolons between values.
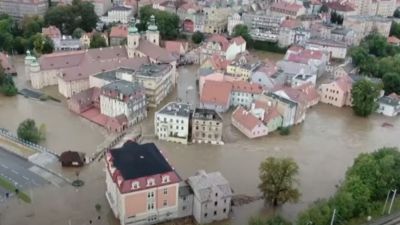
249;147;400;225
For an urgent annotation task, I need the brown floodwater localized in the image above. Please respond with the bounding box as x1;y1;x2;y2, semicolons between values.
0;56;399;225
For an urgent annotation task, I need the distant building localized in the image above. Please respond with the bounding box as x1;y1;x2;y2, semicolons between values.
0;52;16;76
187;170;232;224
110;24;128;46
80;31;109;49
291;72;317;87
343;15;392;44
86;0;112;16
226;52;261;81
0;0;48;19
242;13;284;42
105;141;181;225
200;80;232;113
191;108;224;145
269;1;306;19
101;5;133;24
318;74;353;107
155;102;191;144
305;38;347;59
227;13;243;36
230;80;263;109
377;93;400;117
200;34;246;63
42;26;81;51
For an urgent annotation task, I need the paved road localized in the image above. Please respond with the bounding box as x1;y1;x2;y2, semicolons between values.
0;147;47;202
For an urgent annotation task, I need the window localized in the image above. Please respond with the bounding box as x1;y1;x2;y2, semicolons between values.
147;191;154;198
162;175;170;183
147;178;155;187
214;211;217;216
223;208;226;213
215;193;218;197
163;200;167;206
204;213;208;218
182;206;186;210
214;201;218;206
163;188;168;195
131;181;139;190
147;202;154;210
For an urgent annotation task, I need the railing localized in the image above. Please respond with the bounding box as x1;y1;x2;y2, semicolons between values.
0;128;59;157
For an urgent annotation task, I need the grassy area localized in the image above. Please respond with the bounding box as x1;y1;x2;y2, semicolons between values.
0;176;31;203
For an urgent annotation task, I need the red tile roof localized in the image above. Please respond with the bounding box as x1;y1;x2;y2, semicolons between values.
207;34;230;51
232;106;264;131
164;41;188;55
137;39;175;63
287;49;324;64
294;82;320;104
200;80;232;106
271;2;303;13
231;80;263;94
280;19;302;29
110;25;128;38
264;107;281;123
335;74;353;92
327;1;355;12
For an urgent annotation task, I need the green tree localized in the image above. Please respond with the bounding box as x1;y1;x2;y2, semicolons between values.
192;31;204;44
20;15;44;37
0;65;17;96
42;36;54;54
90;33;107;48
351;79;381;117
249;216;291;225
394;9;400;18
232;24;253;47
319;3;329;13
258;157;300;207
382;73;400;94
330;11;343;25
72;27;85;38
297;199;333;225
17;119;45;143
139;5;180;40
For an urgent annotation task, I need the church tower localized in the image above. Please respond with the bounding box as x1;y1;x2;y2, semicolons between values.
146;15;160;46
127;18;140;58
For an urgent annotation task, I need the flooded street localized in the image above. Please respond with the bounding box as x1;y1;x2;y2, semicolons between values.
0;56;399;225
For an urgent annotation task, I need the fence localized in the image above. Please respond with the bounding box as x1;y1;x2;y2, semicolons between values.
0;128;59;158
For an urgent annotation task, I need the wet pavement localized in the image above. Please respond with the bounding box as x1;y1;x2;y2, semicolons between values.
0;56;398;225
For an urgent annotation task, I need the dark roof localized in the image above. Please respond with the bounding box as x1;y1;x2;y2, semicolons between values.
265;92;297;107
179;182;194;197
158;102;191;117
193;108;223;121
94;68;135;81
60;151;84;163
101;80;143;96
110;141;174;180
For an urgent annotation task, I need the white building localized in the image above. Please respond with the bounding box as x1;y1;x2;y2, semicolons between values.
155;102;191;144
187;170;232;225
377;93;400;117
227;13;243;35
100;80;147;125
101;5;133;24
291;72;317;87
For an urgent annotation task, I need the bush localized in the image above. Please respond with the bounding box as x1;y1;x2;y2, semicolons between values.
17;119;45;144
253;40;287;53
279;127;290;136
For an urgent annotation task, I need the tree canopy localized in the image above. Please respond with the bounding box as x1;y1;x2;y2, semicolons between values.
90;33;107;48
297;147;400;225
249;216;292;225
0;65;17;96
233;24;253;47
330;11;343;25
258;157;300;207
351;79;381;117
192;31;204;44
139;5;180;40
44;0;98;34
17;119;46;144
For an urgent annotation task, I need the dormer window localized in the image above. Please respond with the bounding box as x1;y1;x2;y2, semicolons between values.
162;175;170;184
131;181;140;190
147;178;155;186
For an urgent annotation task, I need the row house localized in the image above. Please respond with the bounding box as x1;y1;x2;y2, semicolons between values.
155;102;191;144
318;73;353;107
110;24;128;46
269;1;306;19
231;106;269;139
277;46;328;77
200;34;246;63
202;7;233;34
226;52;261;81
230;80;263;109
191;108;224;145
351;0;396;17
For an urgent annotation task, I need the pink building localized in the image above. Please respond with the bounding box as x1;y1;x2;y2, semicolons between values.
318;74;353;107
231;106;268;139
105;141;181;225
0;52;16;75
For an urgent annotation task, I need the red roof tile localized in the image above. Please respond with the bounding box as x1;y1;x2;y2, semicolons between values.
232;106;264;130
110;25;128;38
42;26;61;39
231;80;263;94
200;80;232;106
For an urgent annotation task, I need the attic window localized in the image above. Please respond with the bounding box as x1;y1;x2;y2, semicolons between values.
162;175;170;183
147;178;155;187
131;181;140;190
78;73;82;76
50;63;54;66
66;61;69;64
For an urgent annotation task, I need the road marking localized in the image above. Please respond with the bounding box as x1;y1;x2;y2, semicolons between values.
11;169;18;175
22;176;29;181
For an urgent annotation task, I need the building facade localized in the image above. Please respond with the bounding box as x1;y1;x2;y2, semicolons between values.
105;141;181;225
0;0;48;19
155;102;191;144
191;108;223;145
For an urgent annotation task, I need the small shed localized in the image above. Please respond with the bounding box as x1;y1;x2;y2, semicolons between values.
59;151;85;167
